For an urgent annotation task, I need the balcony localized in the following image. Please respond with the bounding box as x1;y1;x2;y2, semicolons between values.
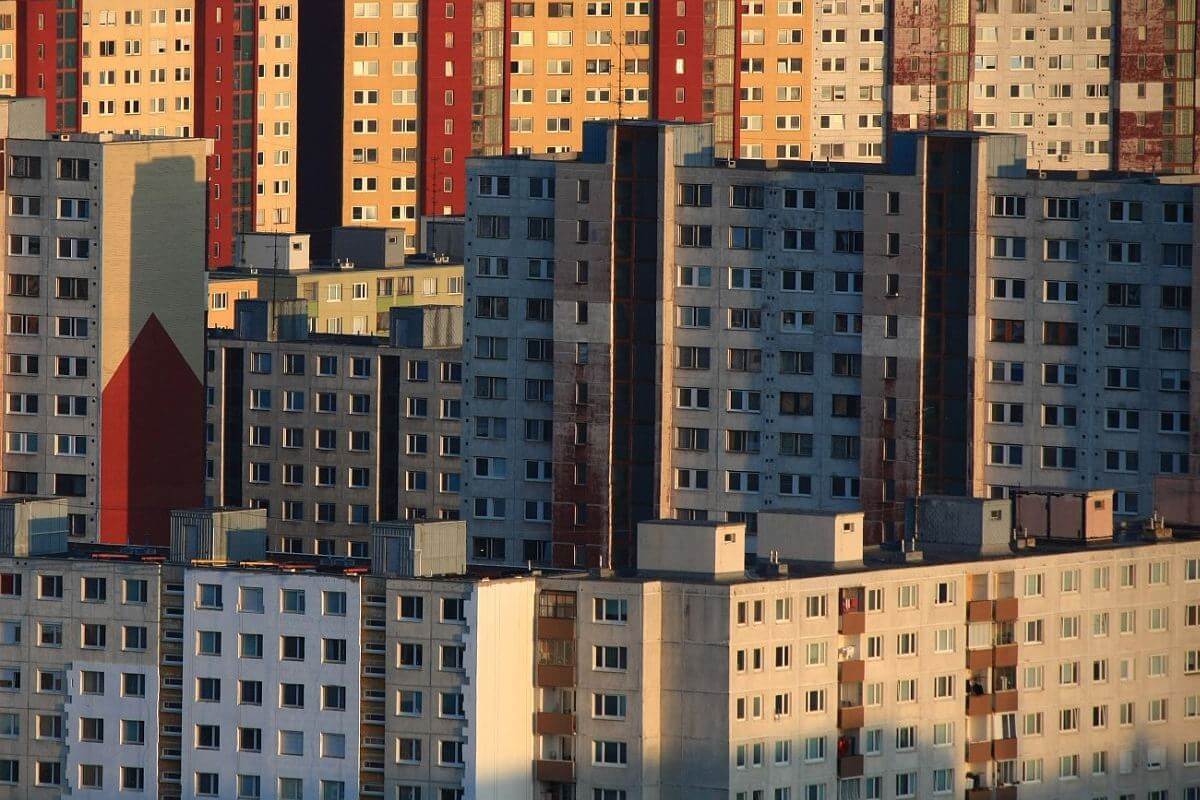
535;759;575;783
992;737;1018;760
837;754;864;778
966;693;991;716
993;643;1018;667
838;659;865;683
534;712;576;735
965;789;992;800
536;664;575;687
993;597;1019;621
994;786;1018;800
837;704;864;729
966;740;991;763
966;648;993;671
363;736;385;749
838;611;866;635
992;689;1018;713
537;616;574;639
967;600;994;622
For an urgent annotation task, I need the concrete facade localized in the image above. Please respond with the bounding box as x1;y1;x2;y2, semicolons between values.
0;555;163;800
1;115;209;543
182;566;362;800
461;121;1200;563
205;310;464;556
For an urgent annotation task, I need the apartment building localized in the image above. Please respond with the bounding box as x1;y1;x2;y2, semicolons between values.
1;98;208;544
7;0;299;266
519;506;1200;800
295;0;740;252
348;497;1200;800
365;521;536;800
205;301;464;556
207;230;465;335
182;564;362;800
0;498;163;800
461;119;1200;565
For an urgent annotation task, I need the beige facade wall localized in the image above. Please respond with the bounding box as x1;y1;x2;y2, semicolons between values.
738;3;813;160
341;1;422;244
0;3;15;98
506;6;653;153
254;0;299;231
98;137;209;385
79;0;198;137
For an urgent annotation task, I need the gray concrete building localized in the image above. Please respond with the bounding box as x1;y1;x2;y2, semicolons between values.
205;302;464;557
461;120;1199;565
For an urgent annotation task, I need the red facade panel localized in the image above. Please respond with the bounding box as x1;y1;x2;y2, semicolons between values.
99;316;204;546
652;0;705;122
17;0;77;133
420;0;474;217
196;0;235;268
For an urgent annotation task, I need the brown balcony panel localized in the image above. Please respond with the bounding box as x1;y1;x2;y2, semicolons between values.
966;693;991;716
536;617;575;639
994;785;1018;800
534;712;576;736
534;759;575;783
839;611;866;635
837;704;864;729
965;789;992;800
838;659;865;683
993;643;1018;667
966;648;994;671
992;737;1018;760
838;754;864;778
535;664;575;687
992;690;1018;713
967;600;994;622
993;597;1019;621
965;741;992;763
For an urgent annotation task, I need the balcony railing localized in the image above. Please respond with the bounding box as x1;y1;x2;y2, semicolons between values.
535;759;575;783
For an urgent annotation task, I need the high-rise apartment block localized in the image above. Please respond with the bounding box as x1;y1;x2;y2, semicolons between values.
0;498;164;800
295;0;1200;257
461;120;1198;565
3;0;298;267
0;98;207;544
205;301;464;556
1;496;1199;800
